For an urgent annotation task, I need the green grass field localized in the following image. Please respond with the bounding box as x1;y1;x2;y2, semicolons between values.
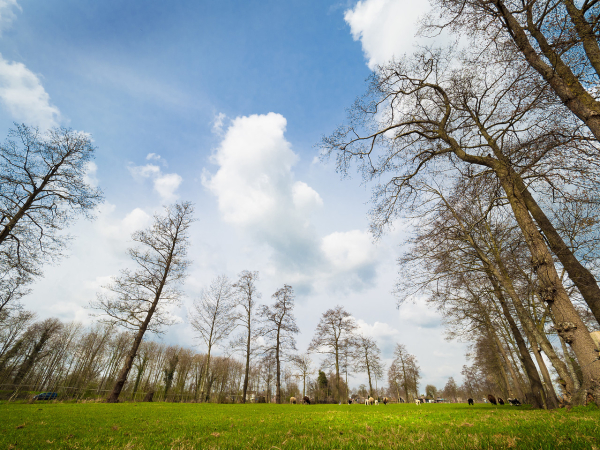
1;402;599;449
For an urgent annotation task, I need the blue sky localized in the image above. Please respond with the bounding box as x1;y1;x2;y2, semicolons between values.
0;0;468;390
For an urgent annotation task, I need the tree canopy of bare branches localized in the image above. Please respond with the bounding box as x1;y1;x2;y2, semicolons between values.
258;284;299;404
90;202;194;402
190;275;236;401
231;270;260;403
0;124;103;313
308;305;357;402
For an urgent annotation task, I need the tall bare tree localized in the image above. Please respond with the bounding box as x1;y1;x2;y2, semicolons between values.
12;318;63;387
189;275;236;402
391;344;421;402
308;305;357;402
258;284;299;404
291;352;314;399
90;202;194;403
0;125;103;312
231;270;260;403
354;334;382;398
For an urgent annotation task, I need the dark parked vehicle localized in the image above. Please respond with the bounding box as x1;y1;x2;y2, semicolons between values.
33;392;58;400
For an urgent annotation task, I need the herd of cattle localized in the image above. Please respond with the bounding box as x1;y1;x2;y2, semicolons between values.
288;395;520;406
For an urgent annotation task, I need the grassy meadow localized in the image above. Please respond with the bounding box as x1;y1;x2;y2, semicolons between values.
1;401;599;449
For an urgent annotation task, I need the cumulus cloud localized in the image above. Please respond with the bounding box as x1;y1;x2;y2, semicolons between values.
398;297;443;329
203;112;382;292
96;203;152;243
0;54;61;129
129;154;182;203
355;318;400;341
344;0;429;69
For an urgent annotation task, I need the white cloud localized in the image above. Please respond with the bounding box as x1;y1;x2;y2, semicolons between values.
321;230;376;273
344;0;429;69
0;54;61;129
212;112;227;135
355;318;400;341
96;203;152;243
128;156;182;203
83;161;98;188
203;112;301;228
129;163;161;179
398;297;443;329
0;0;20;35
146;152;167;166
203;112;382;292
153;173;183;203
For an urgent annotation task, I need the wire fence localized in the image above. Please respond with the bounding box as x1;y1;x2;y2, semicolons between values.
0;384;228;403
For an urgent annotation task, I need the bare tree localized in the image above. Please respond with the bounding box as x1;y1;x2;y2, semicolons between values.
231;270;260;403
0;309;35;360
291;352;314;399
12;318;63;387
391;344;421;402
0;125;103;312
354;334;382;398
258;284;299;404
189;275;236;402
308;305;357;402
90;202;194;403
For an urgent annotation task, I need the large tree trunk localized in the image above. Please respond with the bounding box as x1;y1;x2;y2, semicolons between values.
106;233;177;403
200;348;212;402
498;167;600;404
515;176;600;325
275;331;281;404
366;359;373;398
559;334;581;392
242;321;251;404
335;345;340;402
107;325;147;403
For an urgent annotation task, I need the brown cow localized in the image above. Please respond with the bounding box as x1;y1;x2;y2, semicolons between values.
302;396;311;405
487;394;497;405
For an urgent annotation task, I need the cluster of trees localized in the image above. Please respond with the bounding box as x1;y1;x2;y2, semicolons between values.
322;0;600;407
0;303;423;403
0;122;425;404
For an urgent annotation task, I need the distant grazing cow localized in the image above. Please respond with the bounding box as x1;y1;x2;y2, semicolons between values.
414;399;421;406
497;398;505;405
290;397;297;404
507;398;521;406
374;400;379;405
369;397;374;405
383;397;388;405
487;394;497;405
468;398;474;405
302;396;311;405
348;399;352;404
